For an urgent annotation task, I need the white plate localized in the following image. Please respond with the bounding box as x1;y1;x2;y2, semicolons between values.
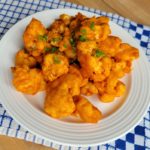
0;9;150;147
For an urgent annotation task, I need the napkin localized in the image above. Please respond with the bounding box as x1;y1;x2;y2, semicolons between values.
0;0;150;149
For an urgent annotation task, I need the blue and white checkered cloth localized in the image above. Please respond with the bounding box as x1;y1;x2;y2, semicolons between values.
0;0;150;149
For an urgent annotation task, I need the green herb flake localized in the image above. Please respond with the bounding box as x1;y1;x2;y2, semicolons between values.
81;29;87;34
63;44;67;48
51;47;58;53
79;35;87;42
70;38;75;47
90;22;95;30
45;47;50;52
52;37;61;42
53;56;61;64
38;34;48;41
95;49;105;57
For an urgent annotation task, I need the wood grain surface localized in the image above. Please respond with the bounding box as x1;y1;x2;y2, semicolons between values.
0;0;149;150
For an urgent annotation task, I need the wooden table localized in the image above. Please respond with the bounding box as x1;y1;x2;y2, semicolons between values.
0;0;149;150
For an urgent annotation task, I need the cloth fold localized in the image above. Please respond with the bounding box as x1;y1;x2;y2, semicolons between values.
0;0;150;149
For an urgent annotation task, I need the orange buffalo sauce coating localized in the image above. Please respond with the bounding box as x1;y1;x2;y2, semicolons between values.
11;13;139;123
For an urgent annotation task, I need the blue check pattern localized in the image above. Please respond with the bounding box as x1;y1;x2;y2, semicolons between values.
0;0;150;149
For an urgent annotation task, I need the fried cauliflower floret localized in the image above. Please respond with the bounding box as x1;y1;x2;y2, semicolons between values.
115;43;139;61
95;79;126;102
44;83;75;118
90;56;112;82
79;52;112;82
59;28;76;59
46;66;82;96
81;81;98;96
15;49;37;67
47;32;62;47
48;20;66;34
98;81;126;102
62;66;83;96
11;66;46;94
77;41;97;54
78;52;102;79
69;13;87;32
44;66;82;118
77;24;110;42
42;54;69;81
74;96;102;123
98;36;122;56
60;14;72;25
23;18;48;57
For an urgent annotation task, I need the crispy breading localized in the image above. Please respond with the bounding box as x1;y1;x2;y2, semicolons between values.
98;36;122;56
115;43;139;61
23;18;48;57
42;53;69;81
44;66;82;118
81;81;98;96
11;66;46;94
15;49;37;67
44;83;75;118
74;96;102;123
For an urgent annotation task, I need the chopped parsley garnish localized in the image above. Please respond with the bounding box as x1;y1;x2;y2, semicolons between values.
70;38;75;47
45;47;50;52
53;56;61;64
38;34;48;41
63;44;67;48
81;29;87;34
52;37;61;42
79;35;87;42
90;22;95;30
51;47;58;53
95;49;105;57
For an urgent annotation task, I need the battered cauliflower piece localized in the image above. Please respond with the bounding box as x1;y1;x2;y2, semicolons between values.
81;82;98;96
62;66;83;96
47;32;62;47
95;79;126;102
60;14;72;26
77;24;110;42
59;28;76;59
11;66;46;94
98;81;126;103
44;66;82;118
48;20;66;34
115;43;139;61
69;13;87;32
23;18;48;57
111;61;127;78
77;41;97;54
78;52;102;79
74;96;102;123
42;53;69;81
79;52;112;82
90;56;112;82
44;83;75;118
98;36;122;56
15;49;37;68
